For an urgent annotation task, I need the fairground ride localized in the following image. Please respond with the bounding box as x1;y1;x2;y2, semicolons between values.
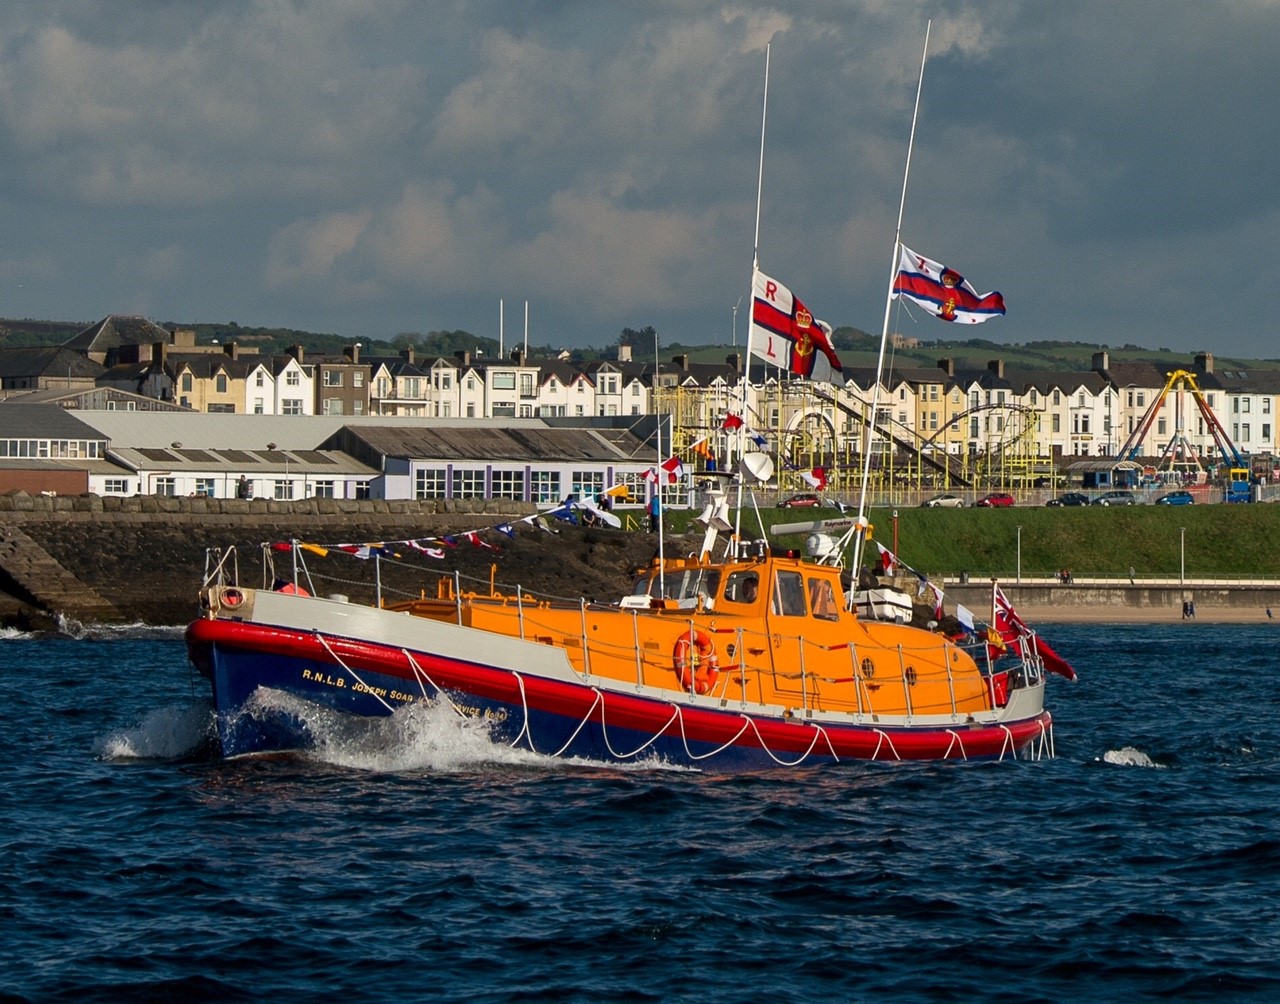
1115;369;1248;493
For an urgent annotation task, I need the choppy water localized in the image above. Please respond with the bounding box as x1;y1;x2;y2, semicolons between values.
3;622;1280;1003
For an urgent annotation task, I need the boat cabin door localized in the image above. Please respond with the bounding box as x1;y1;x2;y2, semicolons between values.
764;569;844;704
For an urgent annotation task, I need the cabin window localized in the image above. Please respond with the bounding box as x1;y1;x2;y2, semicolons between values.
723;571;760;605
807;578;839;621
772;571;807;617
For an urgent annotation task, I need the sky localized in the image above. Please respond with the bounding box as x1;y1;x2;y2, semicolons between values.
1;1;1277;357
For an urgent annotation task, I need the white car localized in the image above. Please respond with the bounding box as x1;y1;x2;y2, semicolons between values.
921;494;965;508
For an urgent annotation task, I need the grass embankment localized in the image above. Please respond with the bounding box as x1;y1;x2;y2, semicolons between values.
668;504;1280;581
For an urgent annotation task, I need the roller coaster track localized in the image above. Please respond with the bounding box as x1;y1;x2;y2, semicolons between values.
811;389;974;488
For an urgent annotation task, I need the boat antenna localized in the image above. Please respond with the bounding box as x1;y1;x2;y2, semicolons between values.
654;327;666;598
735;42;770;548
851;21;930;576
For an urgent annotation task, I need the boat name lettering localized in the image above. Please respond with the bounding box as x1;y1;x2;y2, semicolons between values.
301;668;346;688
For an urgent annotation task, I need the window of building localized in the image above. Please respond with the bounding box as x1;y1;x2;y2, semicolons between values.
104;478;129;494
353;371;364;388
354;481;371;500
492;469;524;500
195;478;216;497
466;403;476;418
1157;418;1167;436
323;399;344;415
273;479;294;501
530;470;559;504
207;403;236;413
1264;423;1272;441
254;400;265;414
1053;390;1061;405
492;371;515;391
454;468;486;498
323;370;343;387
1243;423;1251;441
353;401;363;415
415;468;447;499
282;399;304;415
286;371;300;387
571;471;605;499
154;477;177;497
181;373;193;392
216;373;227;393
256;372;265;387
404;377;421;398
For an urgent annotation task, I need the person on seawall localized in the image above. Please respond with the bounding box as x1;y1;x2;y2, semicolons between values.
647;493;661;533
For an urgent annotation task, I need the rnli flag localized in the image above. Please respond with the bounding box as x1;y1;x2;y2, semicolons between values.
750;269;844;383
893;245;1006;324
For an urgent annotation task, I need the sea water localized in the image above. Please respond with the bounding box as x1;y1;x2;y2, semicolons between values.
2;622;1279;1003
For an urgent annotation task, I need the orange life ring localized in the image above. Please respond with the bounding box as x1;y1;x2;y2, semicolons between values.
672;629;719;695
221;587;244;608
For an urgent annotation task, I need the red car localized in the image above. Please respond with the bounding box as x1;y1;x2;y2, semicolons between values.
777;493;821;509
975;493;1016;508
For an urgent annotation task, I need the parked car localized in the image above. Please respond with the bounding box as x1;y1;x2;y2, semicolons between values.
777;493;821;509
1045;492;1091;507
975;492;1016;508
921;493;965;508
1092;491;1137;506
1154;490;1195;506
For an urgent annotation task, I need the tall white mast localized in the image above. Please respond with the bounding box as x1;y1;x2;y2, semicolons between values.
851;21;931;575
731;44;770;543
523;300;529;355
499;299;504;358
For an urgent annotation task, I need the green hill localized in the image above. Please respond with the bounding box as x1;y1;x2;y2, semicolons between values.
670;503;1280;582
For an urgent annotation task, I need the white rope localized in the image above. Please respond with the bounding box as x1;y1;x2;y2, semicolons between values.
314;633;396;713
943;729;969;761
400;649;468;717
998;724;1015;762
871;729;902;761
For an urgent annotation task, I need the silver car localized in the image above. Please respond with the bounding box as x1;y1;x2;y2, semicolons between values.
921;493;965;508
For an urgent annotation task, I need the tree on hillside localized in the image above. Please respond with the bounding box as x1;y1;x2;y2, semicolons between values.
618;326;658;349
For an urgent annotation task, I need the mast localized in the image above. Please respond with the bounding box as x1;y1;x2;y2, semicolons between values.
851;21;931;575
499;299;504;358
733;43;770;544
654;328;666;596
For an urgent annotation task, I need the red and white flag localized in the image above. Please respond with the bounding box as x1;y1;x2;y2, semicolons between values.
893;245;1006;324
750;269;844;383
799;466;828;491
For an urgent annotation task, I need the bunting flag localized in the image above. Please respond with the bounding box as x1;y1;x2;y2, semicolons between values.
750;269;845;383
645;455;686;485
495;523;516;539
407;540;446;559
799;466;828;491
462;530;500;551
722;412;745;431
876;541;897;574
691;437;714;462
748;430;769;450
893;245;1006;324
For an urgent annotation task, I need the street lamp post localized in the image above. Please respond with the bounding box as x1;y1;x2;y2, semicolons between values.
892;509;899;557
268;442;290;501
1017;525;1022;584
1180;526;1186;584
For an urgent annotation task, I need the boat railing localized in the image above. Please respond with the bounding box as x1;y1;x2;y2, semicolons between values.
244;542;1030;720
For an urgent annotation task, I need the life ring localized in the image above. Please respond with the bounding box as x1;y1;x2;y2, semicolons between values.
221;587;244;608
672;629;719;695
